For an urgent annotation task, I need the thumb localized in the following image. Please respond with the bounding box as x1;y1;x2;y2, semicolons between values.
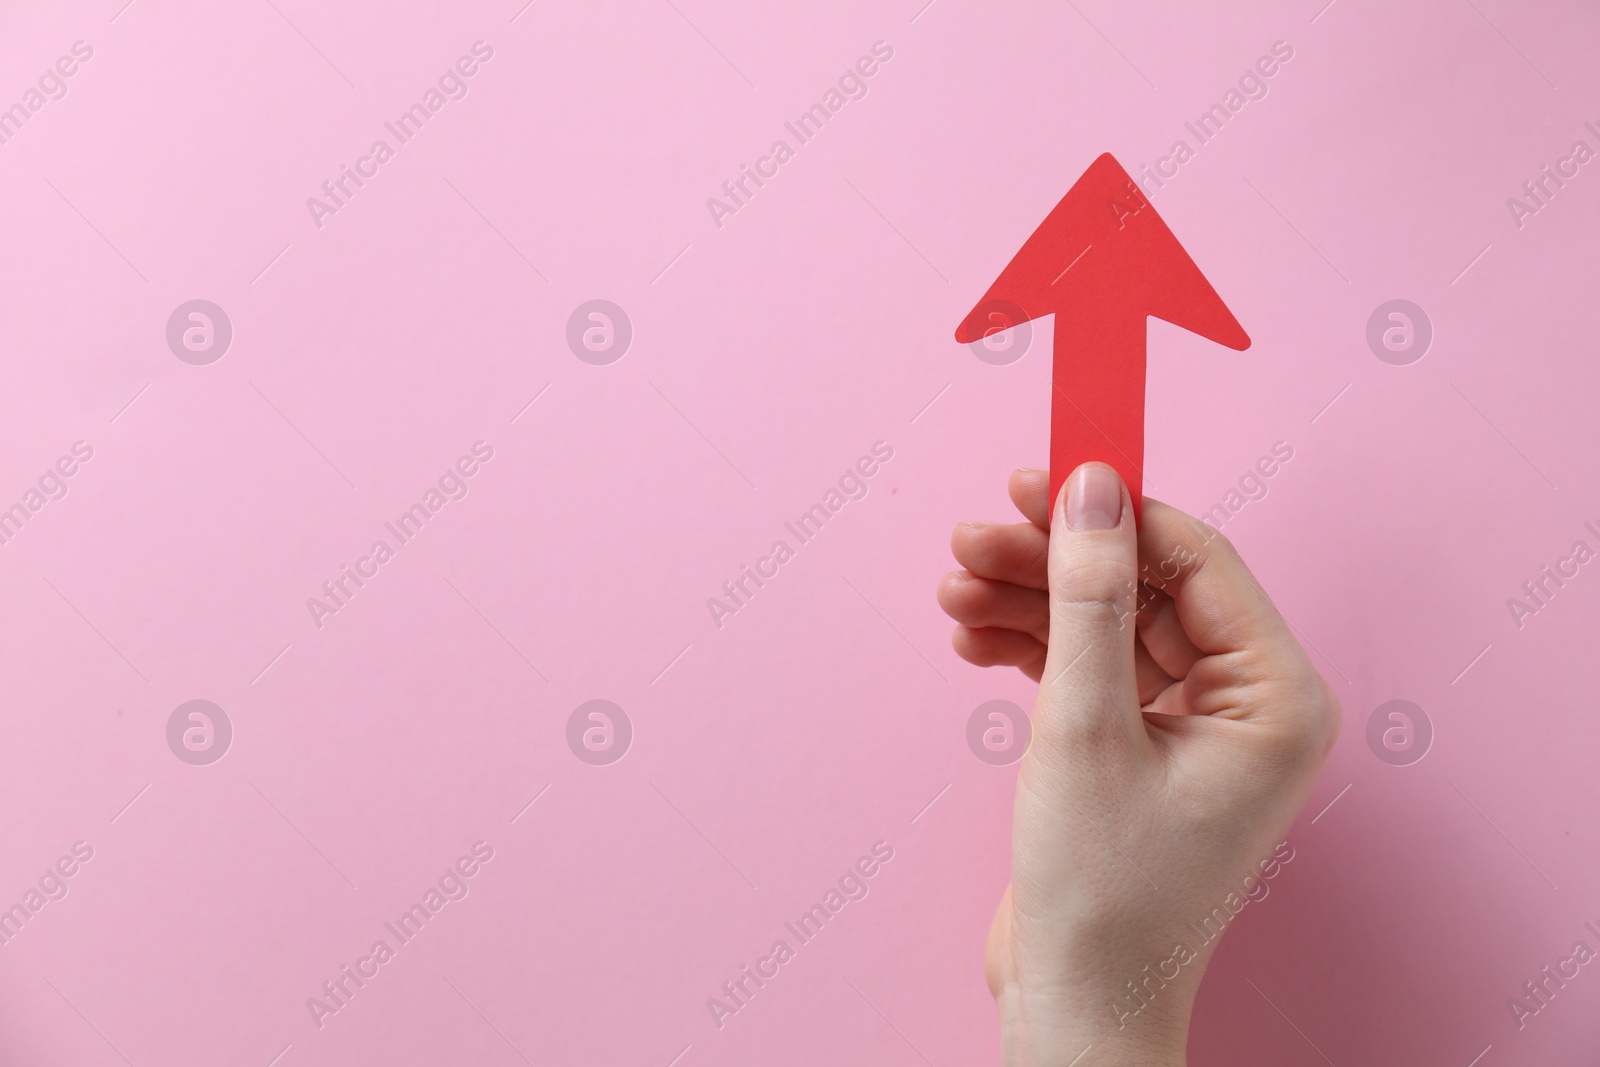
1032;462;1143;753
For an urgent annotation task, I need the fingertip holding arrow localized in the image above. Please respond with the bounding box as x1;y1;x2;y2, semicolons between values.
956;152;1250;526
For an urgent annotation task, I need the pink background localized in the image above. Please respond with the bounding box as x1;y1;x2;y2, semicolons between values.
1;0;1597;1063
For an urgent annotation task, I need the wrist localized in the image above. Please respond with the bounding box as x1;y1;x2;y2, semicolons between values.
995;983;1189;1067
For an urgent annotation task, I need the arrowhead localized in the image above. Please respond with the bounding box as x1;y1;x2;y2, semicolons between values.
954;153;1250;352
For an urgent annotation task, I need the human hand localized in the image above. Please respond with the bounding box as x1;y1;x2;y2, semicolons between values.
937;463;1341;1065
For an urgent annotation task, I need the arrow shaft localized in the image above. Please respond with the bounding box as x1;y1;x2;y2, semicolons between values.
1050;315;1147;525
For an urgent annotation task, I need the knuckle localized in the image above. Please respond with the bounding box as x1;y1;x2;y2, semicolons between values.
1260;680;1344;768
1138;529;1218;591
1049;553;1137;622
1030;703;1120;759
1188;518;1233;554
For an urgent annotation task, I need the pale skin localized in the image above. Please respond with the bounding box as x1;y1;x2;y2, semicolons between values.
937;463;1341;1065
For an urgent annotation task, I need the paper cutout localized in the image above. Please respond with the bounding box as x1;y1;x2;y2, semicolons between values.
955;153;1250;526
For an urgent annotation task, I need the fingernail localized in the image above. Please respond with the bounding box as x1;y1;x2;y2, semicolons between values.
1016;467;1046;475
1065;463;1122;531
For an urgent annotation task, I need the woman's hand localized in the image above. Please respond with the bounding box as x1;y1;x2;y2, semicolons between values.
939;464;1341;1065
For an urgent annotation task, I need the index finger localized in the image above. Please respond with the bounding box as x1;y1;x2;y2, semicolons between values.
1135;497;1302;661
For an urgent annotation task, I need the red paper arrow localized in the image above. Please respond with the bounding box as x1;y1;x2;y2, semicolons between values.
955;153;1250;526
